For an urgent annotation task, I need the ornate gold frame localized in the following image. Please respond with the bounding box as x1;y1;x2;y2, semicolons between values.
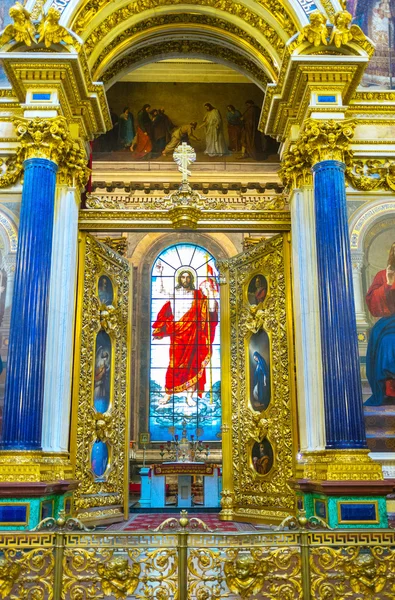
219;234;297;523
70;233;132;525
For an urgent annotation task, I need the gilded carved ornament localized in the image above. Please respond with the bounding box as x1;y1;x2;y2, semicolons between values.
293;9;371;56
0;2;36;47
279;119;355;189
346;159;395;192
0;3;77;49
37;8;75;48
310;547;394;599
76;0;293;56
0;558;20;600
0;117;89;189
297;11;328;47
97;557;140;599
224;554;268;598
100;39;270;88
91;13;278;79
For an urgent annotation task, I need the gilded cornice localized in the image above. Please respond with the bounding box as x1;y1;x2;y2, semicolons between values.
279;119;355;188
101;39;270;88
74;0;294;55
92;14;278;80
0;116;89;189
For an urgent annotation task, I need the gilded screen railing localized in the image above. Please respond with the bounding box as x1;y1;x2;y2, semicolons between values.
1;526;395;599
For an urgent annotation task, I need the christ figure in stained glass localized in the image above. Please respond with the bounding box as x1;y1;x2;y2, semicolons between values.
152;262;219;407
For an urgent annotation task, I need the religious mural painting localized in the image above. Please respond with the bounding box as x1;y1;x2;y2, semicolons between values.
249;328;271;412
93;83;279;162
349;0;394;87
149;243;221;442
361;227;395;452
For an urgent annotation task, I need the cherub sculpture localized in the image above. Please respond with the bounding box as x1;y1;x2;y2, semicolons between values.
97;556;140;599
297;11;328;47
0;2;36;47
38;8;75;48
330;9;366;49
224;554;268;598
0;557;20;599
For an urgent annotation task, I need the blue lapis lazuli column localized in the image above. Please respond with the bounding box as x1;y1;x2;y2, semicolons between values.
2;158;58;450
312;160;367;450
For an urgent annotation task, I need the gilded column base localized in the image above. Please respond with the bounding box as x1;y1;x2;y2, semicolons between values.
0;451;74;482
300;449;383;481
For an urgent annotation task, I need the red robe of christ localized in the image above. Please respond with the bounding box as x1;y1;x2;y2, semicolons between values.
152;289;218;396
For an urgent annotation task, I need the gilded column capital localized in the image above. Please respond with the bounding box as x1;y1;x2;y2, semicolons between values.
302;119;355;165
279;119;355;189
0;117;89;190
13;116;75;164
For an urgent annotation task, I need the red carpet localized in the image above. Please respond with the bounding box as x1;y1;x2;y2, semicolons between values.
106;512;257;532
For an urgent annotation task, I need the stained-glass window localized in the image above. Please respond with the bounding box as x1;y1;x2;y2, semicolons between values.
149;243;221;441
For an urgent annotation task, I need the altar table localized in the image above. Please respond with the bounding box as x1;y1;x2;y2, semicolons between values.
149;462;220;508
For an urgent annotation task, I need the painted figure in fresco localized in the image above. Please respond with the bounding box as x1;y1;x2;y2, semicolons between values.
130;104;153;159
152;265;219;407
226;105;242;152
153;108;175;155
252;351;270;410
162;122;200;156
253;442;270;475
365;242;395;405
119;107;134;148
241;100;264;160
94;347;110;401
98;276;113;306
199;103;229;157
248;275;267;305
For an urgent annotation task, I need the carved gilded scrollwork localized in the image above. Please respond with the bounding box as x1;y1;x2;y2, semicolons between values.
62;541;178;599
101;40;270;87
0;548;54;599
346;158;395;192
71;234;130;520
77;0;291;58
91;14;278;78
310;545;395;599
221;235;296;522
187;544;302;599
